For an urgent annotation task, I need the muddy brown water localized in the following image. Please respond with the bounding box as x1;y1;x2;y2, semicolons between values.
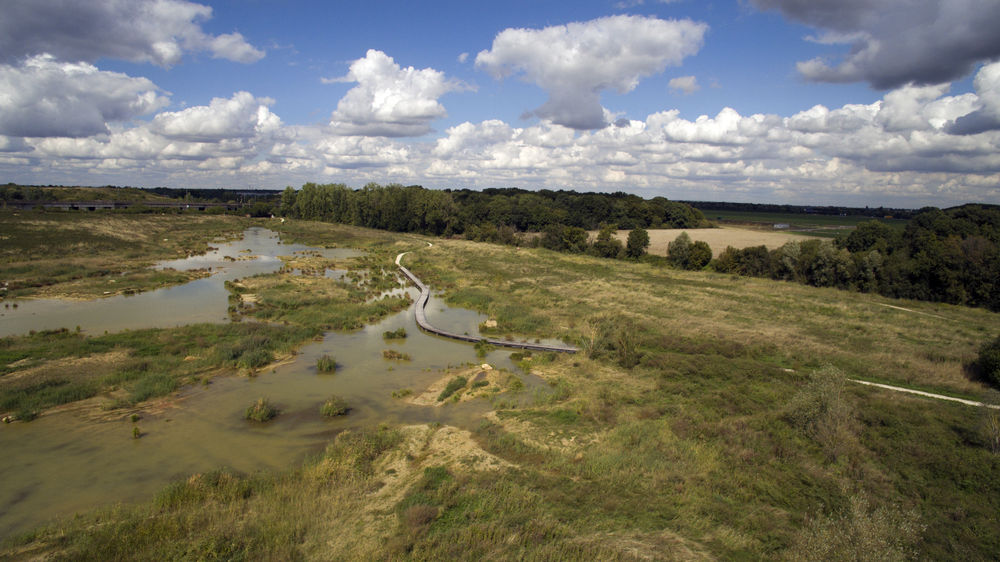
0;227;362;337
0;228;545;538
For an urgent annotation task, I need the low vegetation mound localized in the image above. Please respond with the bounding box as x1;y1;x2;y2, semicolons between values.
244;397;277;422
320;395;349;417
316;354;337;373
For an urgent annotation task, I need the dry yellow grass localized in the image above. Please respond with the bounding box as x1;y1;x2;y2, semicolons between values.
605;226;816;255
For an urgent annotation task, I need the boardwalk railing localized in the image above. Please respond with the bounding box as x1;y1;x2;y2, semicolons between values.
395;250;578;354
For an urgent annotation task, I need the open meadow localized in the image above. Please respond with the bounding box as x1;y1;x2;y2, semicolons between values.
2;214;998;560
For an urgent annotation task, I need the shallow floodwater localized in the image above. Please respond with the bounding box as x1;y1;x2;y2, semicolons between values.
0;227;361;337
0;229;544;538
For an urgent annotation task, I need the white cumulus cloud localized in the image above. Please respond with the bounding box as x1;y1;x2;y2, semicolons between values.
475;15;708;129
0;55;169;138
949;61;1000;134
0;0;264;67
151;92;281;142
326;50;467;137
669;76;700;95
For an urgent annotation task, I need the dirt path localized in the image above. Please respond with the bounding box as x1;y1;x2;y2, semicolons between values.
850;379;1000;409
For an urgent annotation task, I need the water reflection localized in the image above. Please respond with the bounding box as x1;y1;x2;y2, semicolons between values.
0;228;361;337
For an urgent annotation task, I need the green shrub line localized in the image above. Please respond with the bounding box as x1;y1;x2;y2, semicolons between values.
437;376;468;402
979;335;1000;388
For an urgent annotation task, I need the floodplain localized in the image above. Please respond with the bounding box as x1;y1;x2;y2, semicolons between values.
1;210;998;559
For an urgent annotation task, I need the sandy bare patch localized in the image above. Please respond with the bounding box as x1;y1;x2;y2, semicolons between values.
407;364;505;406
604;227;815;255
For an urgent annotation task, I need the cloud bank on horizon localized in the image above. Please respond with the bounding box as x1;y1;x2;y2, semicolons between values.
0;0;998;207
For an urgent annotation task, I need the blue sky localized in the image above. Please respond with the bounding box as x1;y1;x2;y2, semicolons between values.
1;0;999;207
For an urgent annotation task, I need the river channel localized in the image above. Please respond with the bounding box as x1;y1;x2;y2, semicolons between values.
0;228;536;538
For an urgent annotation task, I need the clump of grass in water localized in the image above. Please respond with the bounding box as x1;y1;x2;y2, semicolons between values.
320;395;349;417
437;376;468;402
316;354;337;373
383;327;407;340
392;388;413;399
245;397;277;422
382;349;412;361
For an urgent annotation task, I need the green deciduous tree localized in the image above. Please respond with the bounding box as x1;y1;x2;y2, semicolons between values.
625;227;650;259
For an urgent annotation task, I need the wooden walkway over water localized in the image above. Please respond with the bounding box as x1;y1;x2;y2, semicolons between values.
395;249;578;354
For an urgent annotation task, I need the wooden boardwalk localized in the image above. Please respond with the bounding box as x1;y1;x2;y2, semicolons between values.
395;250;578;354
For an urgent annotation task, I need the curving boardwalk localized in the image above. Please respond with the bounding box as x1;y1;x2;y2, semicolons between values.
395;249;578;354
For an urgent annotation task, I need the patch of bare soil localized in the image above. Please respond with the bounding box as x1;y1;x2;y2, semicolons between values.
407;364;506;406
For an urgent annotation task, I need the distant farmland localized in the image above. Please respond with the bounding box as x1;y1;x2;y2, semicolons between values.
697;209;907;238
610;227;816;255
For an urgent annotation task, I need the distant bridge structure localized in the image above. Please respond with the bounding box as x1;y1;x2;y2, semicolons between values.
5;200;239;212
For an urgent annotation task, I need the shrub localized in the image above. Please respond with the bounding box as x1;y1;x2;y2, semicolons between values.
382;349;412;361
783;366;857;461
978;335;1000;387
320;395;349;417
625;227;650;259
316;354;337;373
474;341;494;358
585;315;642;369
437;376;468;402
382;328;407;340
236;348;273;370
245;397;277;422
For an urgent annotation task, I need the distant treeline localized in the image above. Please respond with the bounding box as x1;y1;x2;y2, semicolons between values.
684;200;918;219
278;183;708;236
712;204;1000;311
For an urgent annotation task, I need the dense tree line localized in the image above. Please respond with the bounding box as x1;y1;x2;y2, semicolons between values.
278;183;707;236
712;205;1000;311
685;199;917;220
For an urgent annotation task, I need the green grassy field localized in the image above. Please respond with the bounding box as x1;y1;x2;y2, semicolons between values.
3;219;999;559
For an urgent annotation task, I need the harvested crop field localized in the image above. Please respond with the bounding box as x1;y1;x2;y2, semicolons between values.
611;226;816;255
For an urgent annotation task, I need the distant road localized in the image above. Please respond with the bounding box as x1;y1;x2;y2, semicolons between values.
395;247;578;354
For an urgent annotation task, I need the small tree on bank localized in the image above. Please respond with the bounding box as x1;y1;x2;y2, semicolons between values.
591;223;624;259
625;228;650;259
